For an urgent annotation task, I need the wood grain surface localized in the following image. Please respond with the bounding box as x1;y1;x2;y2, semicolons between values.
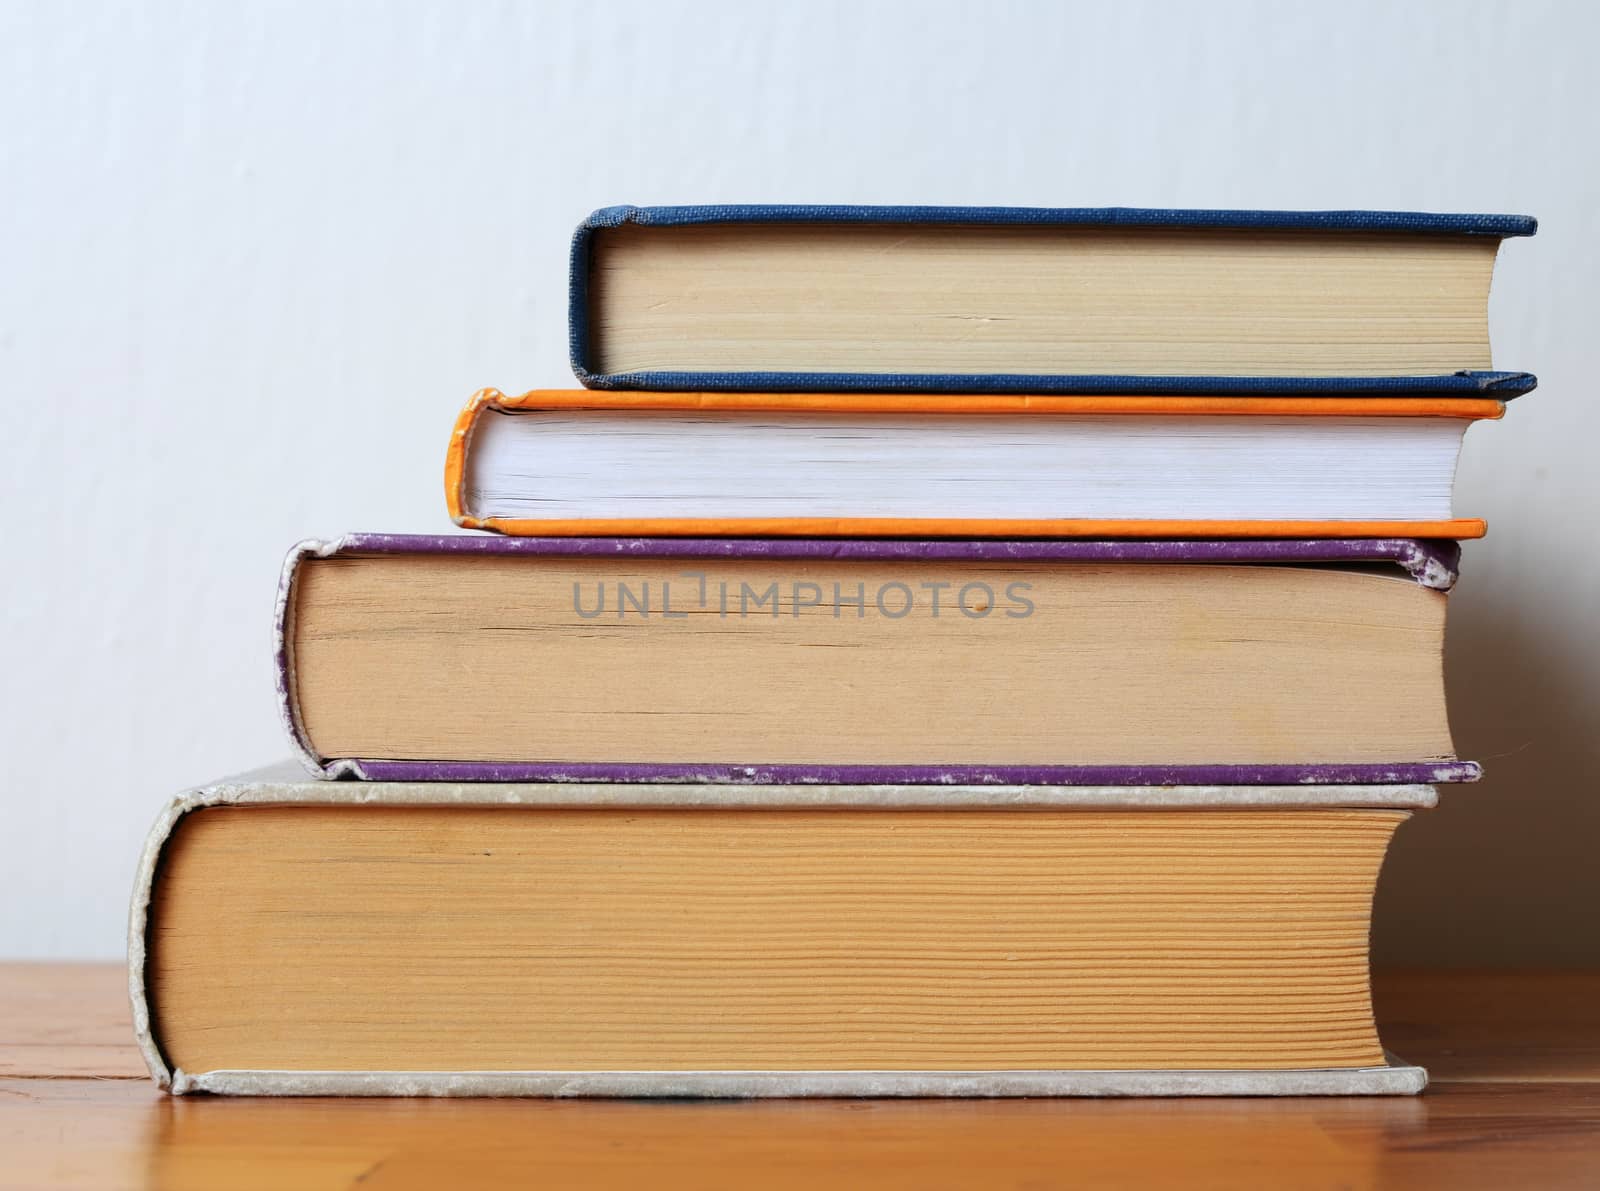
3;964;1598;1190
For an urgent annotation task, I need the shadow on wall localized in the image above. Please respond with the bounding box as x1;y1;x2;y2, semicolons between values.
1374;562;1600;967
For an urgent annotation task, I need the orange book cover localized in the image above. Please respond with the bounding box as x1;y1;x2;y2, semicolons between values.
445;389;1503;539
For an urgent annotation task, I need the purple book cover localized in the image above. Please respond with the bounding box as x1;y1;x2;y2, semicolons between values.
276;534;1476;786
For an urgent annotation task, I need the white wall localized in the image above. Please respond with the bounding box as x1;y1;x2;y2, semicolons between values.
2;0;1595;961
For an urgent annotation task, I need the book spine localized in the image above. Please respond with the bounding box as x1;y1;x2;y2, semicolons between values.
127;791;189;1091
444;388;498;529
275;538;369;779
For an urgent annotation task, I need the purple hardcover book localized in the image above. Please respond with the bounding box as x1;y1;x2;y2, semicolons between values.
277;535;1476;785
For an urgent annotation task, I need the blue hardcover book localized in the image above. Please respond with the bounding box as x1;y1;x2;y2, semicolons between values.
569;205;1535;396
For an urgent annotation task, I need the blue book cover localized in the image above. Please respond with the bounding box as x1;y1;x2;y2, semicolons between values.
569;204;1536;397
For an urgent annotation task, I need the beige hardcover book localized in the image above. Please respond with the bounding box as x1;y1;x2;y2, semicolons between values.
131;766;1430;1097
571;206;1534;387
276;535;1474;786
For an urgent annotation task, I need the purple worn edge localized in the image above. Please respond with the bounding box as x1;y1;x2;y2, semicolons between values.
276;534;1469;784
355;759;1481;785
326;532;1461;587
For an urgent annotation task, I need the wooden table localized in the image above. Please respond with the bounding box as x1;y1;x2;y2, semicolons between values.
2;965;1597;1189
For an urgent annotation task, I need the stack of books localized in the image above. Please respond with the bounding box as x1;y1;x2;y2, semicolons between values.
132;205;1535;1097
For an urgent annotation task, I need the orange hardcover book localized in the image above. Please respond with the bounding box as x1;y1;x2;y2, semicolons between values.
445;389;1503;539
